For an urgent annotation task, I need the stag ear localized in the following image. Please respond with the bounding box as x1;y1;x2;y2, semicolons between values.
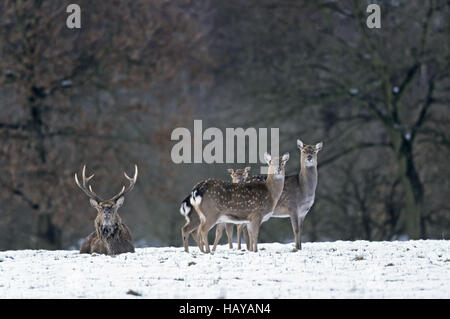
282;152;290;162
89;198;99;209
297;139;304;149
115;196;125;208
264;152;272;164
316;142;323;152
244;167;251;173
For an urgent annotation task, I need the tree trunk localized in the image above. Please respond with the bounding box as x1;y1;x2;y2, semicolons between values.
34;212;62;249
28;88;60;248
393;135;424;239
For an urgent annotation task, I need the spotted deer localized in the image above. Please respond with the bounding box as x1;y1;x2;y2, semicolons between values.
212;167;251;251
179;167;250;252
75;165;137;255
190;152;289;253
270;139;322;250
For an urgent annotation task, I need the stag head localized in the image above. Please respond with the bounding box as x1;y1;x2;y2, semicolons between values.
75;165;138;225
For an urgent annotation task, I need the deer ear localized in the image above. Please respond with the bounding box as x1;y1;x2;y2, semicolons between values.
227;169;234;174
297;139;304;149
89;198;99;209
282;152;290;162
244;167;251;172
316;142;323;152
115;196;125;208
264;152;271;164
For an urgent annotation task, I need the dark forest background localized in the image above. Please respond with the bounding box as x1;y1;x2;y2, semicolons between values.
0;0;448;250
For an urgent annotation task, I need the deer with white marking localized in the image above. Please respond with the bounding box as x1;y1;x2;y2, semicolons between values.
212;167;251;251
179;167;251;252
190;152;289;253
230;139;322;250
270;139;322;250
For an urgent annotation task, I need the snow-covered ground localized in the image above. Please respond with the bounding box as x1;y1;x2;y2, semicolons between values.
0;240;448;298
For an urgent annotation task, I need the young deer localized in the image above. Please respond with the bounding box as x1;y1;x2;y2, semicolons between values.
212;167;251;251
191;152;289;253
270;139;322;250
75;165;138;255
179;167;250;252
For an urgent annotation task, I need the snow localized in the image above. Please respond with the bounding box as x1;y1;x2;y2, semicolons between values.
0;240;448;299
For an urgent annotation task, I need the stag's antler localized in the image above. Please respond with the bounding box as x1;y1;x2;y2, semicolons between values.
109;165;138;201
74;165;104;202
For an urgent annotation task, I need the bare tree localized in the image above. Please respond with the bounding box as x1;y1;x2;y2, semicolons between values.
208;0;449;240
0;0;213;249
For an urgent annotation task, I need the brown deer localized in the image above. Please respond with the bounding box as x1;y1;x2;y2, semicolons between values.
212;167;251;251
190;152;289;253
75;165;137;255
269;139;322;250
179;167;250;253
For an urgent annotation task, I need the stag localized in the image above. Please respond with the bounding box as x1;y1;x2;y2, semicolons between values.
75;165;138;255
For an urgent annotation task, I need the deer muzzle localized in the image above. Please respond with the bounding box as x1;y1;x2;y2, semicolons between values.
273;167;284;179
103;207;113;217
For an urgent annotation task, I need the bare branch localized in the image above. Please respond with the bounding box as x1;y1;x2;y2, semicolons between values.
320;142;392;167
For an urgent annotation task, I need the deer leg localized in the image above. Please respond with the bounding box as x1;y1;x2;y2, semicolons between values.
297;217;305;250
181;214;200;253
289;214;300;250
246;226;253;252
225;224;234;249
182;225;199;253
196;227;205;253
248;219;261;252
181;228;190;253
236;224;242;250
243;225;250;251
212;223;225;251
191;223;203;252
199;220;213;254
192;230;202;251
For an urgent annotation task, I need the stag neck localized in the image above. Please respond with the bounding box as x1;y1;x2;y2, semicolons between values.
96;215;122;238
